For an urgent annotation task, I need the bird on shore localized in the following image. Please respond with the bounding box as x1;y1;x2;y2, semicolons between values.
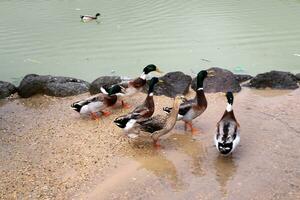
114;95;185;148
102;64;163;108
163;70;214;135
80;13;100;22
113;77;162;124
214;92;240;155
71;85;125;120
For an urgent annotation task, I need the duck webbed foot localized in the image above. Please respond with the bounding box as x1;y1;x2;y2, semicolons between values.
153;139;162;150
184;121;198;135
101;110;111;117
91;112;100;120
121;100;131;109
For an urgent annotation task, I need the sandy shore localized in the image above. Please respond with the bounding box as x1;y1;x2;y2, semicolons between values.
0;88;300;200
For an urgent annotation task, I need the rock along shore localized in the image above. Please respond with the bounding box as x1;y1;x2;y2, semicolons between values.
0;68;299;99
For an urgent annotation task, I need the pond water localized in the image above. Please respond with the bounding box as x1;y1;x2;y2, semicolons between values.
1;0;300;84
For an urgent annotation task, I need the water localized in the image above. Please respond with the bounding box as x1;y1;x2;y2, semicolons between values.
1;0;300;84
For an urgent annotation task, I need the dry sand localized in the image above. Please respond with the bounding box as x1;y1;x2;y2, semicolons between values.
0;88;299;200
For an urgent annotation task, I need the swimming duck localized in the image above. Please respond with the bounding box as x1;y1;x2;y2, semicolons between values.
71;84;124;120
114;77;162;123
80;13;100;22
114;95;184;148
214;92;240;155
163;70;214;135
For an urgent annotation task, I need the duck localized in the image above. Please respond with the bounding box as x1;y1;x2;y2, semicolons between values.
113;77;162;123
101;64;163;108
214;92;240;155
71;84;125;120
80;13;100;22
114;95;185;148
163;70;214;135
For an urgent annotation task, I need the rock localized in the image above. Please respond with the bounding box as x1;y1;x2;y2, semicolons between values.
234;74;253;83
89;76;122;95
191;67;241;93
18;74;90;98
247;71;299;89
0;81;17;99
295;73;300;81
144;71;192;98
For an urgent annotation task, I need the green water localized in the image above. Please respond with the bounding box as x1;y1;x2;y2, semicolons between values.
1;0;300;84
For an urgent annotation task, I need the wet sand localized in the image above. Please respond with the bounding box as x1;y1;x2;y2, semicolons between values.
0;88;299;200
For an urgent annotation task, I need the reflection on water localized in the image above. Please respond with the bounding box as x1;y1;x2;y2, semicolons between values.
214;155;238;197
125;146;184;190
1;0;300;83
170;133;207;177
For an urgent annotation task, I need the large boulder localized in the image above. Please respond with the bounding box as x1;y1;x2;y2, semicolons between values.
247;71;299;89
191;67;241;93
89;76;122;94
0;81;17;99
144;71;192;98
234;74;253;83
295;73;300;81
18;74;90;98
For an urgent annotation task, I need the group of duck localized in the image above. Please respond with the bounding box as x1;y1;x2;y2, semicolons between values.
71;64;240;155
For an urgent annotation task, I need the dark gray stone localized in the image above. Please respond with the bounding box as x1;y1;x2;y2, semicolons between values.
89;76;122;95
0;81;17;99
247;71;299;89
295;73;300;81
234;74;253;83
191;67;241;93
144;71;192;98
18;74;90;98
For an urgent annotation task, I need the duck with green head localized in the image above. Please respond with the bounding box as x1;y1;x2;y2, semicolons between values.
163;70;214;135
114;77;162;124
214;92;240;155
114;95;185;148
80;13;100;22
102;64;163;108
71;84;125;120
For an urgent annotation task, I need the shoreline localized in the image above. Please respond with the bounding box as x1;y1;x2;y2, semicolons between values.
0;88;299;199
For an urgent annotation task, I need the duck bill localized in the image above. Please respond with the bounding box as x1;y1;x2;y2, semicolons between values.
158;79;164;83
155;67;163;74
207;69;215;77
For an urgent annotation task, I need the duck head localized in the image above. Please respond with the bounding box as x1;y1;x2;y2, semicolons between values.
143;64;163;74
196;69;215;89
148;77;163;95
226;91;234;112
95;13;101;17
107;85;125;96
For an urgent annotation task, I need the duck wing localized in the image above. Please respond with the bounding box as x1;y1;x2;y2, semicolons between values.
129;77;146;88
73;93;105;107
137;115;166;133
178;99;196;116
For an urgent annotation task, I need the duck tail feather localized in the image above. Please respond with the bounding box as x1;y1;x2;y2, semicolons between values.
163;107;172;113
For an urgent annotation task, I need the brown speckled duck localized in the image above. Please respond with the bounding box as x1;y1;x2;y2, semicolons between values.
114;95;185;148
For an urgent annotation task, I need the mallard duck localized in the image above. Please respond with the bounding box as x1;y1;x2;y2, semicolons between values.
163;70;214;135
80;13;100;22
113;77;162;123
102;64;163;108
114;95;185;148
71;84;124;120
214;92;240;155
